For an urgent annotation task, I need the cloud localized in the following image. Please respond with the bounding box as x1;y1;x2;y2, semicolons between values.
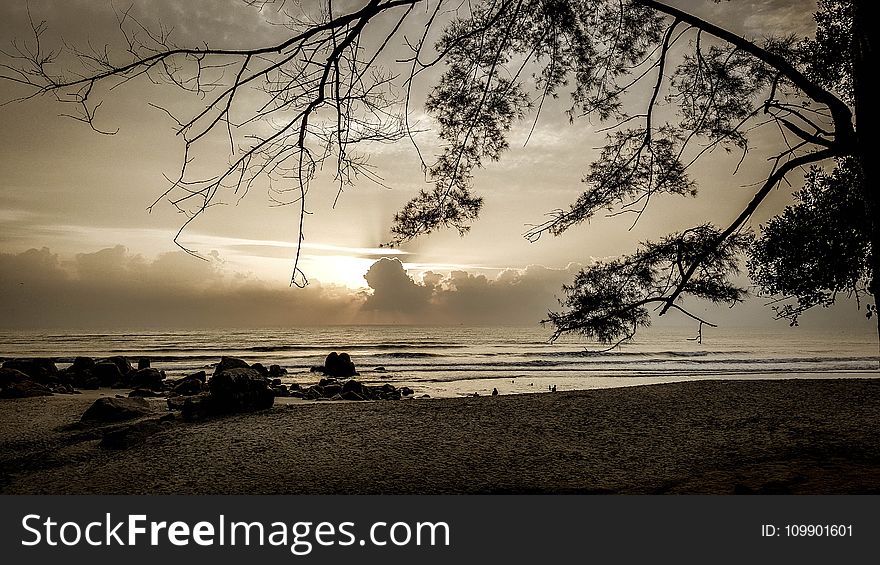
362;258;432;319
0;246;363;329
0;246;584;329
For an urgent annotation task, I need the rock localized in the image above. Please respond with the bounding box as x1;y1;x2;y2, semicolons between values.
213;356;250;376
341;390;365;401
271;384;289;397
304;386;323;400
322;351;357;379
173;377;205;396
187;370;207;383
269;364;287;378
180;393;213;421
93;362;124;387
129;368;164;390
79;377;101;390
288;382;301;391
100;356;133;377
51;384;76;395
2;358;58;384
322;383;343;397
401;386;414;397
100;418;170;449
374;366;387;372
342;379;364;395
270;378;282;386
207;367;274;414
137;358;151;370
251;362;269;377
310;365;324;373
0;368;53;398
80;397;152;424
420;394;431;398
72;357;96;372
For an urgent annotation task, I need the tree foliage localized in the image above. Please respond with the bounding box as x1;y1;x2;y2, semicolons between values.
749;158;870;325
0;0;868;344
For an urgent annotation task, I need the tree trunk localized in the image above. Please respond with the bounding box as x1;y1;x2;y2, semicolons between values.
851;0;880;348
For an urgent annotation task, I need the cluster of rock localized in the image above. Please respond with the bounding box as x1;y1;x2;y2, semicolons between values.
3;352;416;408
167;356;279;421
294;377;413;401
311;351;358;379
0;358;75;397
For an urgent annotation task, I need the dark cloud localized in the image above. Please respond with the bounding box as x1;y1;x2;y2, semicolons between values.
362;258;432;318
0;246;362;329
0;247;581;329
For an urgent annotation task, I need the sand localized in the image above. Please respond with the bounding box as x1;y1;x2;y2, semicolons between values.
2;379;880;494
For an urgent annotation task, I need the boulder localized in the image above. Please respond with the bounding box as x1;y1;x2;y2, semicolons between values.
322;383;343;397
101;356;133;376
94;362;124;387
341;390;365;401
322;352;357;379
0;368;53;398
342;379;364;395
400;386;414;397
129;368;164;391
251;363;269;377
271;384;289;397
2;358;58;384
207;367;274;414
80;397;152;424
72;357;96;372
269;364;287;378
100;417;172;449
137;358;151;370
213;356;251;376
173;377;206;396
187;370;207;383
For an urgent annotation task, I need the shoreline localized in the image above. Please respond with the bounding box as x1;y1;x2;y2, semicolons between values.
2;378;879;494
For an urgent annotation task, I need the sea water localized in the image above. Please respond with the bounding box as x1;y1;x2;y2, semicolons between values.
1;325;877;397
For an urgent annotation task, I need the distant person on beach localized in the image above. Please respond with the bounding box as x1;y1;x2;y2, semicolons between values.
492;388;498;396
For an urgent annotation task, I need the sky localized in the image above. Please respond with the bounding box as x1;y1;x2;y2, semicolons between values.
0;0;873;332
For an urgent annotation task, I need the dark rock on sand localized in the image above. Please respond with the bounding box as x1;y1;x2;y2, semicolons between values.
0;367;53;398
173;377;206;396
101;356;134;377
72;356;96;372
81;397;152;424
251;362;269;377
137;358;151;370
100;417;171;449
129;368;165;391
94;362;124;387
170;367;275;421
374;366;387;372
2;358;58;383
188;371;207;383
342;379;364;395
271;384;290;397
322;352;358;379
269;364;287;378
214;356;250;376
341;390;365;401
401;386;414;397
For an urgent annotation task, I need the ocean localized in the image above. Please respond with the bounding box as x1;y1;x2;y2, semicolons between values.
1;326;878;398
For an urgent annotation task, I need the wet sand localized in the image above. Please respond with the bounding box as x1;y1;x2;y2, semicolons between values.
2;379;879;494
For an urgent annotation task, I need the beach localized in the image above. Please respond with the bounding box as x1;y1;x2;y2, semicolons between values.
2;379;879;494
